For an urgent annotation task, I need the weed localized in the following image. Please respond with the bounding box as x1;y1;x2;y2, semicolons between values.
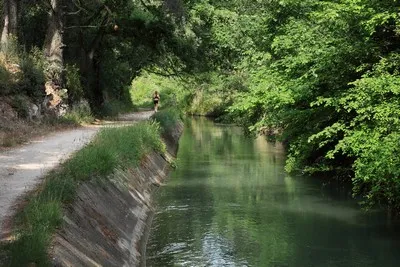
61;100;93;124
6;199;62;267
152;108;181;134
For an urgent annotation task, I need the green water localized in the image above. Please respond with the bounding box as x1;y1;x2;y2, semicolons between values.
145;118;400;267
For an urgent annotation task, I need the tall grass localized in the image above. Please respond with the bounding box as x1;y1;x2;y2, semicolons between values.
3;121;165;267
152;108;182;135
60;101;94;124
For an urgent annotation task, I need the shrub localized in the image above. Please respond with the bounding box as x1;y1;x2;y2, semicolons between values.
152;108;181;134
10;95;30;118
17;47;46;100
0;36;20;63
61;100;93;124
100;99;134;118
0;64;13;95
65;64;84;104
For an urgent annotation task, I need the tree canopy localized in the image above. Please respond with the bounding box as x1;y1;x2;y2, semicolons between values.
1;0;400;211
186;0;400;211
134;0;400;211
1;0;202;113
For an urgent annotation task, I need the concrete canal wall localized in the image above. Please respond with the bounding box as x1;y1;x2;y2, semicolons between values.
51;122;183;267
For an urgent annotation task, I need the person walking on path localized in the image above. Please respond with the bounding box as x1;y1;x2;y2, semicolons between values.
153;91;160;112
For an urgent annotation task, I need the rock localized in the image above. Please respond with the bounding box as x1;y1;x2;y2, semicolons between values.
43;81;68;117
58;103;68;116
44;81;62;109
28;103;41;121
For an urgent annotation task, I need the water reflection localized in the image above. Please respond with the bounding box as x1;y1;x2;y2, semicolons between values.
146;118;400;267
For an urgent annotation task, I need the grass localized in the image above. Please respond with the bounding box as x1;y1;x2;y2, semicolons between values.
60;101;94;125
152;108;182;135
2;121;165;267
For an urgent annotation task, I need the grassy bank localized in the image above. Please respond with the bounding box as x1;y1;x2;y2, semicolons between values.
1;118;172;266
152;108;182;135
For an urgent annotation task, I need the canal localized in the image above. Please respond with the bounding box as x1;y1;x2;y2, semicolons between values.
145;118;400;266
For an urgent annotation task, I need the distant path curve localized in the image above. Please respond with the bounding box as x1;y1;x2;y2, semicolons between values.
0;110;154;237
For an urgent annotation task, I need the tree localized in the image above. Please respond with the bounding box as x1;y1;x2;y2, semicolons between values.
43;0;66;114
1;0;18;52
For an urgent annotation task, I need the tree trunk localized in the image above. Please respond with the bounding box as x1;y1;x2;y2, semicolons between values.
8;0;17;35
80;15;108;109
43;0;66;115
1;0;18;52
1;0;10;48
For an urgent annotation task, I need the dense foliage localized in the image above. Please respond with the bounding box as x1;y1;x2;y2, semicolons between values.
2;0;400;210
189;0;400;211
132;0;400;211
0;0;199;115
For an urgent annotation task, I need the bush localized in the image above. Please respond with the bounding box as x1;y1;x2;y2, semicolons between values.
152;108;181;134
10;95;31;118
0;46;46;99
0;64;13;95
61;100;93;124
18;54;45;99
100;99;134;118
65;64;84;104
0;36;20;63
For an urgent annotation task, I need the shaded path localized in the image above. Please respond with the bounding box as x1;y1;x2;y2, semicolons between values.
0;110;154;236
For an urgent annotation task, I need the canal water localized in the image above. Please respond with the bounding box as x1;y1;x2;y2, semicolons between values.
145;118;400;267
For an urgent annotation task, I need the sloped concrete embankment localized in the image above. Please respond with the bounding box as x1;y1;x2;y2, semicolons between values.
51;122;183;267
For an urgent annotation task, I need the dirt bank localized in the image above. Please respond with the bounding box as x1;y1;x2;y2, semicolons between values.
51;121;183;267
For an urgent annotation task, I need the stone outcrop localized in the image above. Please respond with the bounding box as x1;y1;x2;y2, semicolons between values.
43;81;68;116
51;122;183;267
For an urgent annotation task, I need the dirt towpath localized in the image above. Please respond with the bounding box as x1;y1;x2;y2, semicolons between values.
0;110;154;236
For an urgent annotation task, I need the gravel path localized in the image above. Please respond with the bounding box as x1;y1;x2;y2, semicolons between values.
0;110;154;236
